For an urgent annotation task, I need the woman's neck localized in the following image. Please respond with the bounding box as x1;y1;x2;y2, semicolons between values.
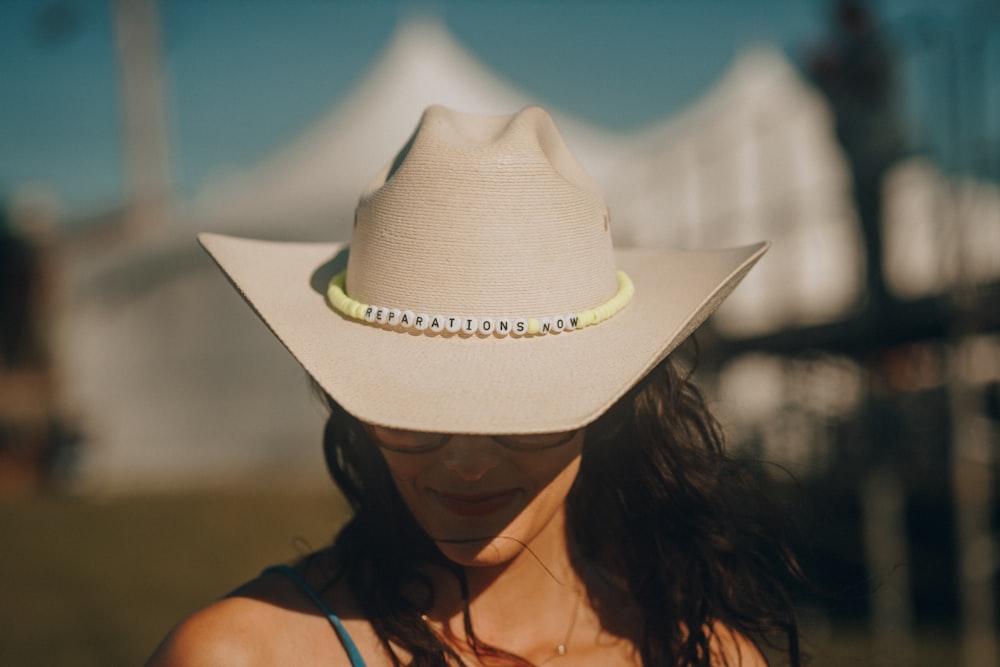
423;507;588;662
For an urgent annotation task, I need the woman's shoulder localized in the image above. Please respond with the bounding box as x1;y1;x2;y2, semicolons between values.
144;593;282;667
145;565;368;667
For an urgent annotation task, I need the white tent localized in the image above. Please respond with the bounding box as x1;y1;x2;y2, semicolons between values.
603;48;1000;333
601;47;862;335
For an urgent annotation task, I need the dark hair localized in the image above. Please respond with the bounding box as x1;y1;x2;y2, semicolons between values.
315;357;802;666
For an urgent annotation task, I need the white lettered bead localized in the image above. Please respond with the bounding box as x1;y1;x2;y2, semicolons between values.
564;313;577;331
414;314;429;331
512;319;528;336
429;315;445;333
386;309;401;326
444;316;461;333
400;310;415;327
364;306;376;322
479;318;494;334
553;316;565;332
462;317;478;334
374;307;386;323
539;318;553;334
495;319;510;337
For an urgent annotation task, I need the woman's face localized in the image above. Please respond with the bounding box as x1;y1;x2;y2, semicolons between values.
373;428;585;567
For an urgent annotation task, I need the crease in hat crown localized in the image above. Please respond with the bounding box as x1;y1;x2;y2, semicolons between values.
341;106;622;323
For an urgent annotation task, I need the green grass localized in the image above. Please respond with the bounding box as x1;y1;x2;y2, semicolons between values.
1;489;960;666
0;488;350;667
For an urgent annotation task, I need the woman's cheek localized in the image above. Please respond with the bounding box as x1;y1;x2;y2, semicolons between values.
378;451;427;482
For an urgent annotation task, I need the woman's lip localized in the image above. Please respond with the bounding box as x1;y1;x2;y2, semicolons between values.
430;489;520;517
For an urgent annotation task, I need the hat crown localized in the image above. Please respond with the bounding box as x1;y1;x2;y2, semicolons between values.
345;106;617;317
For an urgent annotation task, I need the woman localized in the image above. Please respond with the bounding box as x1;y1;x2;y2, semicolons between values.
147;106;801;666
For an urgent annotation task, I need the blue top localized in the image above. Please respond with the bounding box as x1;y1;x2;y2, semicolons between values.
262;564;367;667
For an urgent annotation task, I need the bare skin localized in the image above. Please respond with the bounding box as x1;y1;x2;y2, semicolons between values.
146;570;763;666
146;432;767;666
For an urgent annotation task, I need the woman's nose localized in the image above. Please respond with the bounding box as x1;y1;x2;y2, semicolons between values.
442;435;500;480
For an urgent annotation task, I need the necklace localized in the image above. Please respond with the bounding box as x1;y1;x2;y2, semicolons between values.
421;591;583;661
548;591;582;661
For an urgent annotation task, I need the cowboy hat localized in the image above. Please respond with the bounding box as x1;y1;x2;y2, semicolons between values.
199;105;766;434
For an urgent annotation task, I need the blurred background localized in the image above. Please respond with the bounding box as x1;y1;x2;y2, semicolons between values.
1;0;998;664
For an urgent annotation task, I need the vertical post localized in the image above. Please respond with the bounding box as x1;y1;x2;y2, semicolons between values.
113;0;171;229
861;465;914;666
949;340;997;667
945;13;997;666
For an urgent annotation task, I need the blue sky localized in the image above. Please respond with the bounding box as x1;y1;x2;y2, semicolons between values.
0;0;993;218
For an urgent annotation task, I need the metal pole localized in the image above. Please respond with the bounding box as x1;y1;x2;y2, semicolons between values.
945;10;997;666
113;0;171;229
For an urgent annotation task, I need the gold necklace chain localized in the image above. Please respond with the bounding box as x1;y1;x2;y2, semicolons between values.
421;591;583;662
545;591;582;662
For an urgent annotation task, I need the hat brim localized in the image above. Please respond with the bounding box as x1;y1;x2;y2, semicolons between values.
199;233;767;434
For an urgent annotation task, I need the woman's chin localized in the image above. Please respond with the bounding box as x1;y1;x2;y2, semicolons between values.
433;534;527;568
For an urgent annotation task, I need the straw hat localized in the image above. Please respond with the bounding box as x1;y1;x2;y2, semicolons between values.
200;105;766;434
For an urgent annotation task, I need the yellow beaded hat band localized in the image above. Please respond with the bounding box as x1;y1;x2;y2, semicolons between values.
326;269;635;337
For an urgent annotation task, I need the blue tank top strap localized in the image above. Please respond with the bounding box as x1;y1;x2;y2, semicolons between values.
261;564;367;667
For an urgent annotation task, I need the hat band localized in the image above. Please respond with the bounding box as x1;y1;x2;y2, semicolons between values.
326;270;634;337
